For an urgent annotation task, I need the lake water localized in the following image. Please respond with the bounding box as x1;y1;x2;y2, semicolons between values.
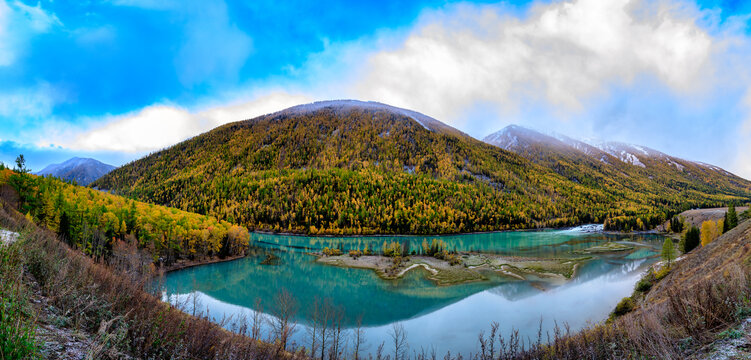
162;227;665;356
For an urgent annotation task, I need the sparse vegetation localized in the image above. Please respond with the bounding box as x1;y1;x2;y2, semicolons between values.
0;237;39;359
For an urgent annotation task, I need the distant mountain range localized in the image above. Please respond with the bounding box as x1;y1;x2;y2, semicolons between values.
92;100;751;234
36;157;115;186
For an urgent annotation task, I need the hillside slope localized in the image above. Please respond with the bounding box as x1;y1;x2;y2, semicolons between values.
484;125;751;230
94;101;751;234
1;169;248;265
35;157;115;185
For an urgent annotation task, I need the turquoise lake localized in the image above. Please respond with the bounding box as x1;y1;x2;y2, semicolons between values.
161;227;665;356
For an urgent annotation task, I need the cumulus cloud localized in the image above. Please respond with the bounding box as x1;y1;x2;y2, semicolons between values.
62;92;313;152
355;0;713;125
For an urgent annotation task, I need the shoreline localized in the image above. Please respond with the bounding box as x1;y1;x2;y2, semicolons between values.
162;254;247;273
251;223;613;239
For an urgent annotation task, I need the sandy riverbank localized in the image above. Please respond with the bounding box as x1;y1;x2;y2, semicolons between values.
315;250;601;286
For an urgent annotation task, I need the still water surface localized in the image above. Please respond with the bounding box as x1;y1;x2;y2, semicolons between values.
162;228;665;355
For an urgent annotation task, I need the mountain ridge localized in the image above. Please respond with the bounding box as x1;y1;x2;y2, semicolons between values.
93;101;751;234
35;157;116;186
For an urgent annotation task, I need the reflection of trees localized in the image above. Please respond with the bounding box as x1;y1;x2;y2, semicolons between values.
165;232;666;328
165;251;492;327
249;231;663;259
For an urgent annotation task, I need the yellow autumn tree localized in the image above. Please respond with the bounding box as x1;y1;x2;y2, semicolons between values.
700;220;721;246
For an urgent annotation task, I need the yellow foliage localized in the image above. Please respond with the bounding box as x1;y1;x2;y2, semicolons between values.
700;220;721;246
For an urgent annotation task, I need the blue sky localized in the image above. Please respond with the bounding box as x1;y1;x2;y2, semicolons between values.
1;0;751;179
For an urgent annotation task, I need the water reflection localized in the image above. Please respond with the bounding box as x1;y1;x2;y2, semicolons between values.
162;229;664;355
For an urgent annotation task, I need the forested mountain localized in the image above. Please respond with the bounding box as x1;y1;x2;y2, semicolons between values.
484;125;751;229
92;100;751;234
35;157;115;185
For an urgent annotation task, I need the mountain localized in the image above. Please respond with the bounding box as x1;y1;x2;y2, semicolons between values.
36;157;116;186
92;100;751;234
484;125;751;229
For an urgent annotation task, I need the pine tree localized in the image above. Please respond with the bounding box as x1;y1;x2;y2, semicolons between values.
728;204;738;231
662;238;676;267
59;211;71;244
683;226;700;253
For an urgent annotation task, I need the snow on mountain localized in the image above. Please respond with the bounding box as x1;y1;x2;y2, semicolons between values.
482;125;739;177
276;100;449;132
35;157;116;186
595;142;647;168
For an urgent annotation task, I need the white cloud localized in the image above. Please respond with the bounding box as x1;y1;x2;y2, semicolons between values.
61;92;313;153
355;0;713;125
0;0;61;66
0;1;14;66
0;83;61;119
12;1;62;32
734;90;751;180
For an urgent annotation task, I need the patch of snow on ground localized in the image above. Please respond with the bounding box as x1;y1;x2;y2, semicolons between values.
620;151;646;168
667;159;685;171
0;229;19;245
631;145;650;156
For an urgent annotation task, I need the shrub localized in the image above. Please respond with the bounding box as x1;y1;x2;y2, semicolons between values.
0;243;39;359
382;241;402;258
654;265;671;280
348;250;362;259
445;253;461;266
322;247;342;256
613;297;635;317
717;328;744;340
635;278;653;292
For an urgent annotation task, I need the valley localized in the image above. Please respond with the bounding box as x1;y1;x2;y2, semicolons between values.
162;228;663;355
5;1;751;358
2;101;750;359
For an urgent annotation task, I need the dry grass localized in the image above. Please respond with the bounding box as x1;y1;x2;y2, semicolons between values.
0;200;308;360
458;219;751;360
